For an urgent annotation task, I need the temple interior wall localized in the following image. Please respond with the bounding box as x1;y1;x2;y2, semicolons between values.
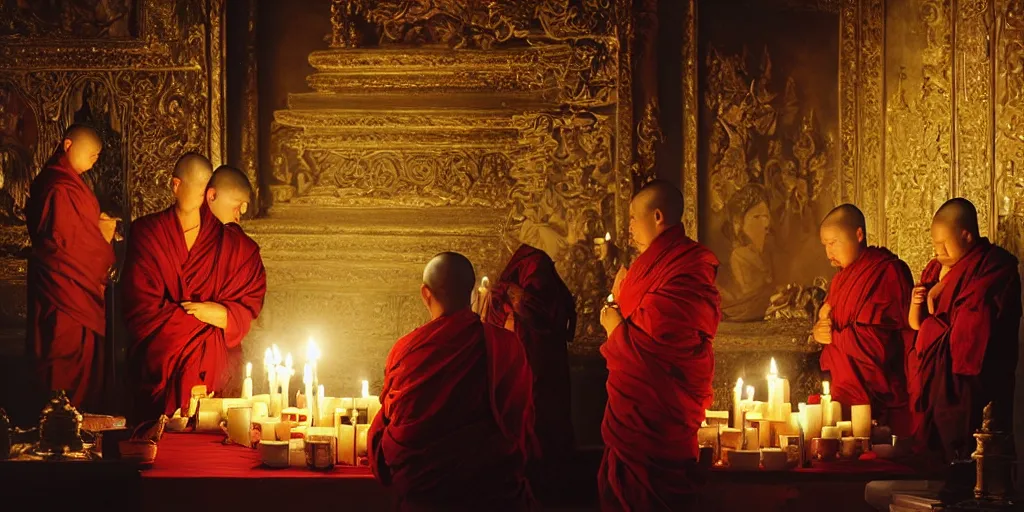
0;0;1022;455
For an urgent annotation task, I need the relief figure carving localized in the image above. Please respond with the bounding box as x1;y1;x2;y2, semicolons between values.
0;85;38;224
0;0;136;39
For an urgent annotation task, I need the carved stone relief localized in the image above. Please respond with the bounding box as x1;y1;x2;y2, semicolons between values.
995;0;1024;259
0;85;38;225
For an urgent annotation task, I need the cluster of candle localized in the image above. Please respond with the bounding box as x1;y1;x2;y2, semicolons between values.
191;338;383;469
699;358;879;470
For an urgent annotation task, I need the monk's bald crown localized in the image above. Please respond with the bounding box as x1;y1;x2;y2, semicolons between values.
173;153;213;184
62;123;100;144
208;165;252;195
821;204;866;234
423;252;476;311
635;179;684;224
934;197;980;236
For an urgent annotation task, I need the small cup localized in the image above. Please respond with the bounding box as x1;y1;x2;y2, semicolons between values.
761;448;789;471
840;436;862;459
259;440;289;468
811;437;839;461
305;439;335;470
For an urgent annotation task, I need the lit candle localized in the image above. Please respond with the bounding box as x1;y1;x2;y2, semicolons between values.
264;348;278;416
278;353;294;409
303;364;313;426
732;378;744;429
361;380;369;398
242;362;253;400
804;403;823;441
307;338;321;425
767;358;779;420
361;379;381;425
745;385;754;403
851;404;871;438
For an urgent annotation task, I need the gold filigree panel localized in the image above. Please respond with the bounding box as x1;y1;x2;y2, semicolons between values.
956;0;996;238
995;0;1024;258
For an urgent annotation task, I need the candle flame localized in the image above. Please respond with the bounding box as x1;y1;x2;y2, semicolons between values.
264;348;272;368
285;353;293;369
606;293;615;303
605;232;611;242
307;338;320;361
481;276;489;288
303;364;312;384
271;344;282;365
361;380;370;398
317;384;325;399
822;380;830;396
769;357;778;376
734;377;744;392
246;362;252;378
745;385;755;402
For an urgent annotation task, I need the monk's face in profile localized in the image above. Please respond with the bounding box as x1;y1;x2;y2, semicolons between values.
820;224;863;268
206;188;249;224
931;221;972;267
63;136;102;174
629;197;659;254
173;178;207;214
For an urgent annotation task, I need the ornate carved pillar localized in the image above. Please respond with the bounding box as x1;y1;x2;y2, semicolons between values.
240;0;260;207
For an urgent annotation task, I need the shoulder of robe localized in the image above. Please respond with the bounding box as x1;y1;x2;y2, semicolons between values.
984;243;1019;271
223;223;261;256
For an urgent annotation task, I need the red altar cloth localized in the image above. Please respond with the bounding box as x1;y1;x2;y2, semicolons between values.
144;433;373;479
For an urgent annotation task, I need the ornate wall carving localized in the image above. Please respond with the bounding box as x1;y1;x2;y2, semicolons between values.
0;0;225;342
995;0;1024;259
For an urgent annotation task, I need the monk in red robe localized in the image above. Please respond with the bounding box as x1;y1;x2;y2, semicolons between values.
369;252;535;511
813;204;914;435
25;124;117;411
481;244;575;473
599;180;721;511
910;198;1021;461
125;162;266;421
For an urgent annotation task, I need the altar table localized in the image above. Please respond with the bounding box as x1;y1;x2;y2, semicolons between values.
140;433;392;511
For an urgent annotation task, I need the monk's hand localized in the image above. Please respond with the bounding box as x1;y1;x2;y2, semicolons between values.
505;283;524;308
98;213;119;243
926;278;946;315
818;302;832;321
182;301;228;329
612;265;628;298
600;304;623;335
812;318;832;345
912;284;927;305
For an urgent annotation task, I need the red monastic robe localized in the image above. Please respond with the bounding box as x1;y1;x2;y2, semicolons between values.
124;204;266;420
483;244;576;464
369;309;534;511
599;224;721;511
25;159;114;411
912;239;1021;460
820;246;915;435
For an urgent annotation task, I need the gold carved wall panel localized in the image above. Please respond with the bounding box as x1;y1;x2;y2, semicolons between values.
995;0;1024;260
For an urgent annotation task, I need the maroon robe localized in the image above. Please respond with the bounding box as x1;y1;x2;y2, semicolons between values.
124;204;266;420
912;239;1021;460
820;246;914;435
599;224;721;511
369;308;534;511
483;244;575;463
25;159;114;411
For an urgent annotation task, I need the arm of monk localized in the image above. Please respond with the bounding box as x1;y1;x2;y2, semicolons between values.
368;408;393;486
948;267;1019;376
219;245;267;347
123;227;206;343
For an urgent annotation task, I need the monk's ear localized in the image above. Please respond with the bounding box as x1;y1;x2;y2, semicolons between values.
206;188;216;203
653;208;664;225
171;177;182;194
420;283;432;307
62;138;73;153
855;227;865;244
962;229;974;245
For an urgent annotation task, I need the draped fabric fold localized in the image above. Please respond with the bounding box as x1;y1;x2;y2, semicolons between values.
483;244;575;463
26;161;114;411
369;309;534;511
124;205;266;420
912;239;1021;460
599;225;721;511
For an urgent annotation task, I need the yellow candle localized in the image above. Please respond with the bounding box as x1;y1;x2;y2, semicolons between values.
732;378;744;429
242;362;253;400
851;404;872;437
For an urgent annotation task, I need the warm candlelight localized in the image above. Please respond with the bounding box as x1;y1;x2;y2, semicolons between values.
732;378;744;429
821;380;833;426
481;276;489;289
745;385;754;402
303;364;313;425
822;381;830;396
361;380;370;398
851;404;871;437
307;338;321;425
242;362;253;400
605;232;611;242
767;358;779;420
606;293;614;303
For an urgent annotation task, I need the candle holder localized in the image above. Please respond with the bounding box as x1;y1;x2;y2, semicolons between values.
971;402;1015;503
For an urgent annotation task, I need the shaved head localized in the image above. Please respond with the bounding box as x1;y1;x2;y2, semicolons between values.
206;165;252;224
59;124;102;174
629;179;684;253
634;179;684;225
173;152;213;184
933;197;980;237
931;198;980;267
820;204;867;268
422;252;476;314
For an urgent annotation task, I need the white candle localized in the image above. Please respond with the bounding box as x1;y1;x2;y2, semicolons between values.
307;339;321;425
743;427;760;450
767;358;779;420
732;378;744;428
361;380;369;398
264;348;277;413
828;401;842;425
242;362;253;400
821;381;833;426
303;364;313;426
279;354;294;409
851;404;872;438
745;385;754;402
836;420;853;437
821;426;842;439
803;403;823;441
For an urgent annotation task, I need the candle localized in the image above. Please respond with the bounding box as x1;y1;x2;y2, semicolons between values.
851;404;872;437
360;380;381;425
307;338;321;425
361;380;369;398
745;385;754;402
827;401;842;426
836;420;853;437
803;403;823;441
821;426;842;439
317;384;325;426
743;427;759;450
242;362;253;400
226;406;252;447
821;381;833;426
732;378;744;428
264;348;277;414
278;354;294;409
303;364;313;426
767;358;779;420
336;409;355;465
